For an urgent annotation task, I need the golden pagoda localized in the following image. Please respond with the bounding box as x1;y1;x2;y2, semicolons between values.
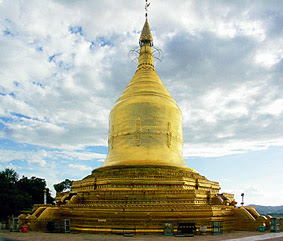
103;18;192;170
24;16;270;234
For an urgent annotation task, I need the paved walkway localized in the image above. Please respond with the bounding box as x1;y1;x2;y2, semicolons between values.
225;232;283;240
0;231;282;241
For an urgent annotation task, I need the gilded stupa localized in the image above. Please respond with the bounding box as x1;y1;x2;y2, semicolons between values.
25;13;270;234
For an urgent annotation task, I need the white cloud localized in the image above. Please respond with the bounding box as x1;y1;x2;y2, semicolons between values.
0;149;52;168
183;139;283;158
258;99;283;116
0;149;106;163
54;150;106;161
68;163;92;172
0;150;28;162
225;182;283;207
254;41;283;68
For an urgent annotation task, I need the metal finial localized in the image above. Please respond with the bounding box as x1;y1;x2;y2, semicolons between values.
145;0;150;18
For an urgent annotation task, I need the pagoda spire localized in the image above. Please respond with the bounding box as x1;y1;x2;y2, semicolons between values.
140;0;153;47
138;17;154;70
139;18;153;47
102;3;191;169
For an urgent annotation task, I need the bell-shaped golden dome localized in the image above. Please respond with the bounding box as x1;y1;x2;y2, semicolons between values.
102;19;195;171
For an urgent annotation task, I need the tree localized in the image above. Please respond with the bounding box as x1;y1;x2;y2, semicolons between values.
53;179;73;193
0;169;31;220
1;168;18;184
0;168;54;220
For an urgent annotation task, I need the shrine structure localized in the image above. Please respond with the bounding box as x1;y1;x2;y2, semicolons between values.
23;13;270;234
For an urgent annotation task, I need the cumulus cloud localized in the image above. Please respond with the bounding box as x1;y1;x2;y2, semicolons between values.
0;149;105;163
68;163;92;172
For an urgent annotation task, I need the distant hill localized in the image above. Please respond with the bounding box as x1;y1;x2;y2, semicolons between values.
248;205;283;215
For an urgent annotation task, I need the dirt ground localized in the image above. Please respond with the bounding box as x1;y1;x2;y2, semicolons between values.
1;230;283;241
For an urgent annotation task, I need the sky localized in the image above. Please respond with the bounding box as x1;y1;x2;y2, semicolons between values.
0;0;282;206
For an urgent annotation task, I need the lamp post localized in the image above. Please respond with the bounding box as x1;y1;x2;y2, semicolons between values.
44;188;47;205
241;193;244;206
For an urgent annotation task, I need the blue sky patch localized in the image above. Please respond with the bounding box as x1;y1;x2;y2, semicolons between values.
69;25;83;36
0;116;13;124
2;19;18;37
0;138;61;152
89;37;114;50
47;53;73;70
11;112;31;120
3;29;13;36
48;53;62;63
11;159;25;166
32;82;44;88
187;146;283;182
84;145;108;155
63;63;73;71
0;122;5;130
0;139;23;150
89;41;95;50
36;46;43;52
97;36;113;47
57;60;63;68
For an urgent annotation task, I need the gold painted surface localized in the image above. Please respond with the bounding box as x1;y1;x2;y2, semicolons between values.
25;19;270;234
102;19;191;169
139;18;153;45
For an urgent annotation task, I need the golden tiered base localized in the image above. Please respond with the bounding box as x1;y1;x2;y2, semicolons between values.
25;165;269;233
27;165;243;233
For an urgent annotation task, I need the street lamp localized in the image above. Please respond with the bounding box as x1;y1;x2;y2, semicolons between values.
44;188;47;205
241;193;244;206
